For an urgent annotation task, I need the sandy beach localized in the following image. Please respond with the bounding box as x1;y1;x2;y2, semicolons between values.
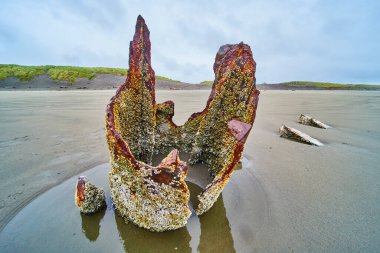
0;90;379;252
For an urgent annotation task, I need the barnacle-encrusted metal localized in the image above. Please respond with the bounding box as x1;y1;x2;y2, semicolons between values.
106;15;259;231
75;176;106;214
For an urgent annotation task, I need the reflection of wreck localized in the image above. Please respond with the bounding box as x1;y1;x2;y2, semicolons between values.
106;15;259;231
115;186;236;253
80;209;106;241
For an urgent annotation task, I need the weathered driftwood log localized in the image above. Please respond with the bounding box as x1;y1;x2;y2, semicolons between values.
106;15;259;231
279;125;323;146
75;176;106;214
298;114;331;129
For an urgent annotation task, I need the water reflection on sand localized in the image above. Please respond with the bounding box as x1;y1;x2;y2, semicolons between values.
78;175;236;252
0;159;264;252
111;183;235;253
81;208;106;242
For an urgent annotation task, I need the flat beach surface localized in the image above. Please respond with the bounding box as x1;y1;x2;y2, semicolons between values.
0;90;379;252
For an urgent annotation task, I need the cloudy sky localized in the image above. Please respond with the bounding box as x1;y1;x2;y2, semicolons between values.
0;0;379;84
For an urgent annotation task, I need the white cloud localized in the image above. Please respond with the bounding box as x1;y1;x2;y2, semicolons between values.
0;0;379;84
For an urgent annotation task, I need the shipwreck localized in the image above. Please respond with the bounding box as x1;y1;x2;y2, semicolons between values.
104;15;259;231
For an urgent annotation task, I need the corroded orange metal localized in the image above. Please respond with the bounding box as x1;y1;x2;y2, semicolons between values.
106;15;259;230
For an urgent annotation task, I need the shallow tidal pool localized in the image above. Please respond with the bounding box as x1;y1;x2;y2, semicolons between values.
0;156;265;253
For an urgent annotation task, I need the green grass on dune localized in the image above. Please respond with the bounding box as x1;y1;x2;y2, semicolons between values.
47;66;127;84
0;64;178;84
281;81;379;89
199;81;213;85
1;65;378;89
0;65;51;81
0;64;128;83
155;75;179;82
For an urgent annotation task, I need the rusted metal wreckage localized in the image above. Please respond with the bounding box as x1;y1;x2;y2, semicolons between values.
78;15;260;232
75;176;106;214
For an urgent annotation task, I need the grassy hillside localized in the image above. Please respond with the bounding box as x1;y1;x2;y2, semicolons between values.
199;80;213;85
280;81;379;89
1;65;378;89
198;80;379;89
0;64;177;84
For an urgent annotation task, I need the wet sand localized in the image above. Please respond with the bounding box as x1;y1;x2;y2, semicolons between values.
0;161;261;253
0;90;379;252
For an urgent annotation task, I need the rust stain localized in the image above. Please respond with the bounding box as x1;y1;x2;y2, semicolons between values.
105;15;260;230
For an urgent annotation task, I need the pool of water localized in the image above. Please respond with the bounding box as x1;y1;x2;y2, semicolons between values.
0;156;266;253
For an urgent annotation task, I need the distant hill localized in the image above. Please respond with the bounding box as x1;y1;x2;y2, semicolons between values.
199;80;380;91
0;64;177;83
258;81;380;90
1;65;379;90
0;64;209;90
